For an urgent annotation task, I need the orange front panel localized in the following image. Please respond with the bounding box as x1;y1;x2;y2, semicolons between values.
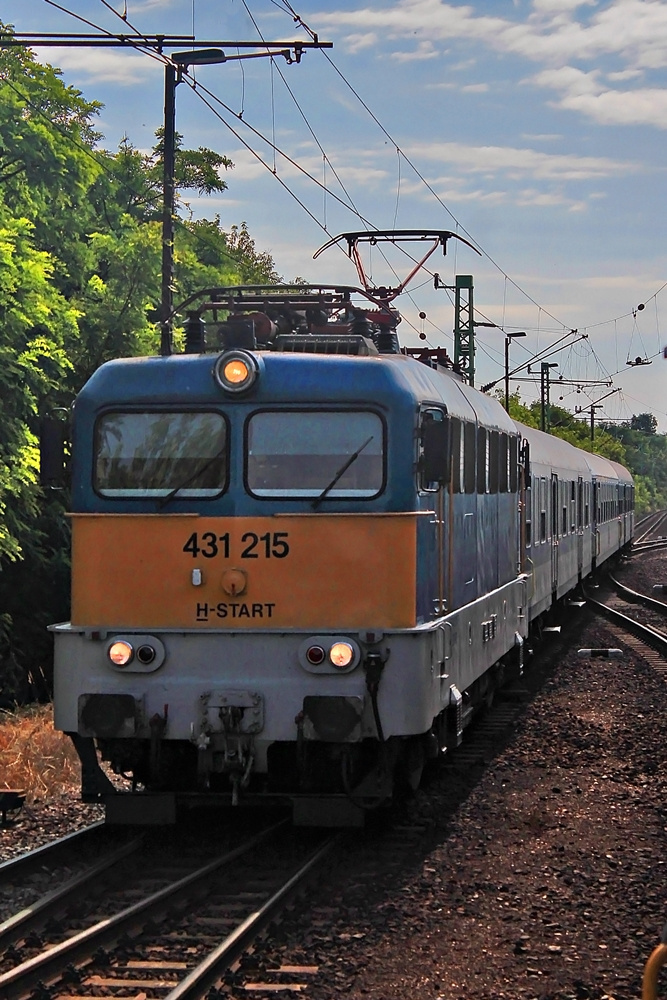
70;514;417;629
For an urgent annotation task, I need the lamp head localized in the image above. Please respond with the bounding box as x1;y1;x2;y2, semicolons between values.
172;48;226;66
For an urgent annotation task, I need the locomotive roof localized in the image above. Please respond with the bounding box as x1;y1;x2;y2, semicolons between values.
76;350;515;432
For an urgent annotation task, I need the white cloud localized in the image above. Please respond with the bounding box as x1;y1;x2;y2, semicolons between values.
317;2;667;82
345;33;379;54
405;139;640;181
47;46;158;85
521;133;563;141
533;65;667;127
607;69;644;81
390;42;440;62
531;0;596;11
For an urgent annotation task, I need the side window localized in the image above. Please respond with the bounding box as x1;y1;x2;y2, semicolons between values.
450;417;461;493
498;433;508;493
477;427;488;493
540;477;547;542
509;436;518;493
489;431;499;494
419;408;448;492
464;422;476;493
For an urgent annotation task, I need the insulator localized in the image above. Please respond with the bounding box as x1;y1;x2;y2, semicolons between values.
376;328;400;354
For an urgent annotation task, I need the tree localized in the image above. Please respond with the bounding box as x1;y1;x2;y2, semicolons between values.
629;412;657;434
0;29;281;700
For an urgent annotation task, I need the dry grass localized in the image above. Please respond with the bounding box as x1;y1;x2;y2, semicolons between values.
0;705;81;803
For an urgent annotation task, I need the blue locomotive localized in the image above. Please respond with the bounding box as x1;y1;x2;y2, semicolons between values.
44;259;634;825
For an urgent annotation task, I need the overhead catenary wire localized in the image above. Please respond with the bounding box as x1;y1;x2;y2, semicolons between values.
37;1;585;348
17;1;667;392
14;8;438;340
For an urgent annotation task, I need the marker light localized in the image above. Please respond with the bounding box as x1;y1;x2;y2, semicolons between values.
108;640;134;667
213;350;259;394
136;644;157;665
329;641;355;669
306;645;326;665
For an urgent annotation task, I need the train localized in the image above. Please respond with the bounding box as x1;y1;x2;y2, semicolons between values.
41;242;634;826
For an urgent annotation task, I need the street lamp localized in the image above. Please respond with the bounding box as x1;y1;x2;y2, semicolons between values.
161;49;226;357
504;332;525;412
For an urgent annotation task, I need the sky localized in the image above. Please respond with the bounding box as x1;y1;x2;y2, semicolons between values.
3;0;667;429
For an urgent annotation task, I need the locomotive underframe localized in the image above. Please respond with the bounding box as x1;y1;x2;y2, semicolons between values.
51;574;529;821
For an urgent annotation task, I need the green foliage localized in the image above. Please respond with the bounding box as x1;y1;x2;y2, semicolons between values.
0;29;280;701
630;412;657;434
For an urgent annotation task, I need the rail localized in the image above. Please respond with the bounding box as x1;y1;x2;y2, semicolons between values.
0;821;338;1000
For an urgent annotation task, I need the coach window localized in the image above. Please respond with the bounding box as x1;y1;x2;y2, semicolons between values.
509;436;519;493
464;422;476;492
458;420;466;492
451;417;462;492
246;410;384;499
540;477;547;542
498;434;508;493
95;411;228;498
486;430;497;493
525;478;532;546
477;427;488;493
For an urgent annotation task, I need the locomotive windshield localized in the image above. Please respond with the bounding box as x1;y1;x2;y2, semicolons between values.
246;410;384;498
95;411;228;497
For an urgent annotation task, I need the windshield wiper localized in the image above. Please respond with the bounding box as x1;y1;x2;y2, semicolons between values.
311;436;374;511
157;448;226;509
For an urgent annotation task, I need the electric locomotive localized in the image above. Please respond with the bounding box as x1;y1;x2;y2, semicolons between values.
43;233;634;825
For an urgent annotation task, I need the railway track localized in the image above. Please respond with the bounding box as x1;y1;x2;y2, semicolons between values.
0;820;338;1000
583;570;667;678
631;509;667;553
633;509;667;545
0;657;557;998
0;822;108;884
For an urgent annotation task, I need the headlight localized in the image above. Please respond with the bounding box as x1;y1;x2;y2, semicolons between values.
105;635;166;673
329;641;355;669
298;635;360;673
213;350;259;393
108;640;134;667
